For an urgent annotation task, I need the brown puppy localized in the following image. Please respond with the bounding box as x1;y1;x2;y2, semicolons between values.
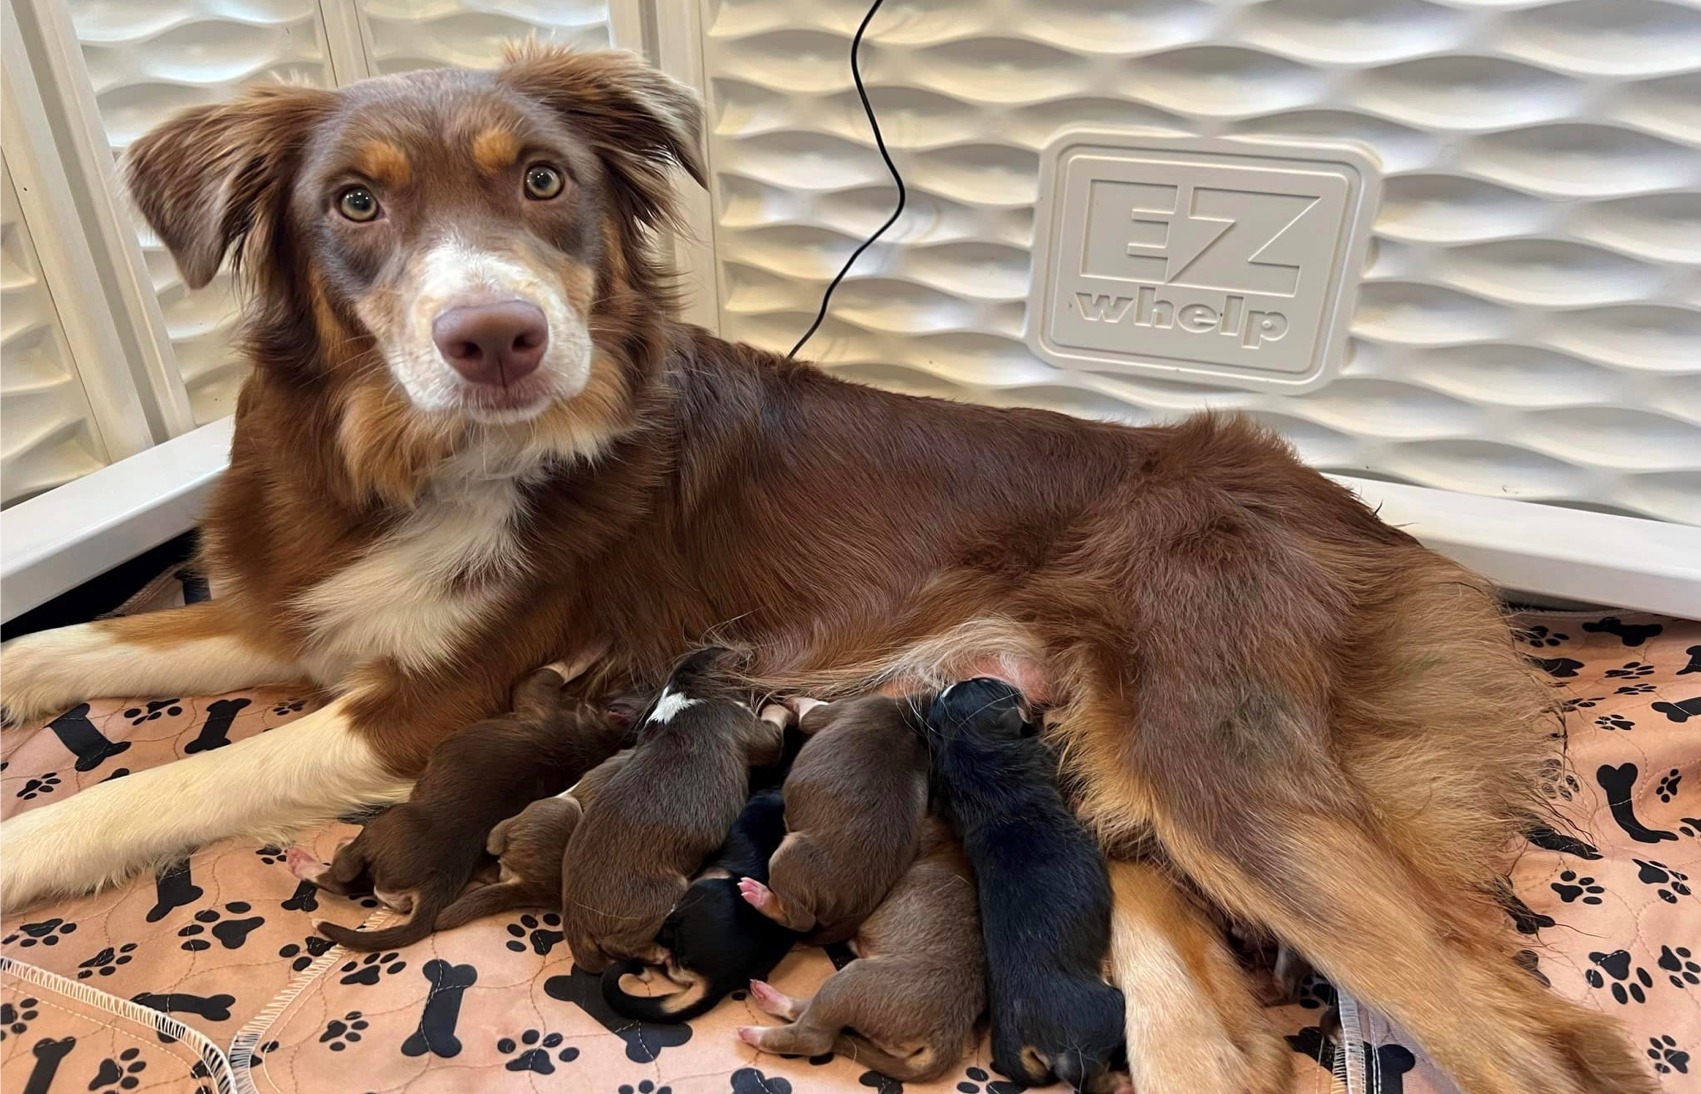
560;648;785;972
739;695;928;941
295;664;633;950
432;749;632;928
738;817;984;1083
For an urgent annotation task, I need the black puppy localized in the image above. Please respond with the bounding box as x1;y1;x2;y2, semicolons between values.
601;782;802;1021
928;678;1124;1091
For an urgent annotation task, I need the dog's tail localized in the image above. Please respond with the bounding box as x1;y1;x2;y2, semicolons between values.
431;882;538;932
833;1033;950;1084
315;885;456;953
600;961;729;1023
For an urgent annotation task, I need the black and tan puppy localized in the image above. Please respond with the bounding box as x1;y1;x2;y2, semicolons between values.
602;783;800;1020
928;678;1124;1091
291;663;634;950
738;815;985;1082
559;647;786;972
739;695;928;941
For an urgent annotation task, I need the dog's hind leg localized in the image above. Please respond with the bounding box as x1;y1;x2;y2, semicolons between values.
1106;859;1290;1094
1;601;301;725
1;695;409;912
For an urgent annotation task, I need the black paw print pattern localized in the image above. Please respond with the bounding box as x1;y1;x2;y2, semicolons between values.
1594;714;1635;732
616;1081;670;1093
4;917;76;948
1614;683;1657;696
249;1039;281;1068
730;1070;792;1094
1659;946;1701;989
16;772;62;800
279;936;335;973
320;1011;369;1051
1647;1034;1691;1076
1538;759;1581;802
1635;859;1692;904
1657;769;1683;803
1586;950;1655;1004
953;1066;1026;1094
77;942;138;979
1604;661;1655;680
498;1030;580;1074
1561;695;1605;712
339;951;407;986
255;846;287;866
0;997;38;1039
271;699;307;717
178;902;265;951
505;912;566;956
89;1047;147;1091
1551;871;1605;905
1519;625;1569;648
124;699;183;725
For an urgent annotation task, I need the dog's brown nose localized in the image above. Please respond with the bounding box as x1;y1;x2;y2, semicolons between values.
432;301;548;385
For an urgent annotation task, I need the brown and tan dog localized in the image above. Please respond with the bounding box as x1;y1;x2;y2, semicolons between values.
738;695;928;941
294;663;634;950
559;648;785;971
3;43;1655;1094
738;817;984;1083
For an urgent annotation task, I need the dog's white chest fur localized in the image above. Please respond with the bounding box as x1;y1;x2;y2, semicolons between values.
295;454;537;687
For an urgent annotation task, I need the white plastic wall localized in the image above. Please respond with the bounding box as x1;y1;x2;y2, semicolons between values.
694;0;1701;525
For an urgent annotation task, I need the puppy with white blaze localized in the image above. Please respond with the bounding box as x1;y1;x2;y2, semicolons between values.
0;43;1655;1094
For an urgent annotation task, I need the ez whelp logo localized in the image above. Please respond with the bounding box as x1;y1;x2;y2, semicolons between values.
1029;134;1378;391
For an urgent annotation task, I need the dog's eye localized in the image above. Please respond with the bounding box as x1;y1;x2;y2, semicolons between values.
337;186;380;222
524;164;565;201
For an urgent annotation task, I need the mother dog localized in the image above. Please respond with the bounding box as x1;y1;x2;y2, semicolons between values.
0;45;1648;1093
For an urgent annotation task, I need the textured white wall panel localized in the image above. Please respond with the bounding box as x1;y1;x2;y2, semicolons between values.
1;157;110;507
356;0;613;74
66;0;337;426
699;0;1701;525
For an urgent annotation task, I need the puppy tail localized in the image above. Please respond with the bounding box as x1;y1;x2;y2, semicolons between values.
833;1034;948;1084
316;886;454;953
600;962;724;1022
431;882;539;932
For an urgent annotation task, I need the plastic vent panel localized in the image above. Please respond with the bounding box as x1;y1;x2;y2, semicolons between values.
698;0;1701;524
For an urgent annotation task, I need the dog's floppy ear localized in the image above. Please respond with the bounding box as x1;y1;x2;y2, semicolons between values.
498;42;705;228
125;84;337;290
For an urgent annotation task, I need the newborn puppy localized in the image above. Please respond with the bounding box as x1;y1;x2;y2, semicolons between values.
739;695;928;941
928;678;1124;1091
294;662;633;950
602;784;800;1020
559;647;786;972
738;815;984;1083
426;748;633;929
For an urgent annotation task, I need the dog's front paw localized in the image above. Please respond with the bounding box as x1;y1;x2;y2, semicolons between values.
0;631;82;727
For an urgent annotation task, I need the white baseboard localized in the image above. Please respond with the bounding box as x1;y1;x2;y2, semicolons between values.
1;417;232;622
2;416;1695;623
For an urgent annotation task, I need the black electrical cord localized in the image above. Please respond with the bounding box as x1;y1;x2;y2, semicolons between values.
786;0;907;360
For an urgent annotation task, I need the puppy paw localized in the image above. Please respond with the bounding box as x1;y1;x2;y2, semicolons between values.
737;878;781;919
745;979;798;1020
758;703;795;729
286;848;329;883
783;696;826;720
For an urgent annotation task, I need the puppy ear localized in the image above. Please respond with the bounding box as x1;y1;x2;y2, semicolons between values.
124;84;337;289
499;43;706;227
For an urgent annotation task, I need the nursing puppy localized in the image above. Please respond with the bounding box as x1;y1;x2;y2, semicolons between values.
739;695;928;941
559;647;785;971
738;815;984;1083
929;678;1124;1091
425;746;633;929
294;663;634;950
602;784;800;1020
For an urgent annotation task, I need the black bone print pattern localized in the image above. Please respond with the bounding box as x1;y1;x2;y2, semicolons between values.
183;697;251;754
1597;763;1678;844
146;858;203;923
1651;697;1701;724
401;959;477;1059
44;705;129;771
730;1069;792;1094
131;991;235;1023
1583;617;1665;646
22;1035;76;1094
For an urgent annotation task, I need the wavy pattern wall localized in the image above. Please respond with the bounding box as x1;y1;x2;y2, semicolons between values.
699;0;1701;524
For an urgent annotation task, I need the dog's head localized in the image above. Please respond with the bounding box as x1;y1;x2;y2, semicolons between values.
126;44;703;493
